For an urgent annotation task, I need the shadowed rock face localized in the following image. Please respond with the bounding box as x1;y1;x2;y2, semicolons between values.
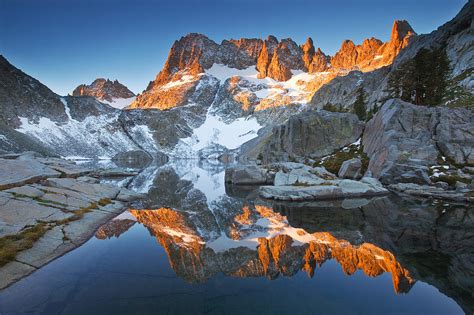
362;99;474;184
261;110;364;162
0;56;68;128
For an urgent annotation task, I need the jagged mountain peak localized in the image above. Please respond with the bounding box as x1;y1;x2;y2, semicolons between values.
391;20;416;42
131;20;418;110
72;78;135;104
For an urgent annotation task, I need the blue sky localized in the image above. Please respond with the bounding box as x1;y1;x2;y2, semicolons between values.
0;0;467;95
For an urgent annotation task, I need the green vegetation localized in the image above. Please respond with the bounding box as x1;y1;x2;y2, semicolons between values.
353;86;367;121
445;68;474;109
387;47;450;106
0;223;49;267
0;197;113;266
313;144;369;175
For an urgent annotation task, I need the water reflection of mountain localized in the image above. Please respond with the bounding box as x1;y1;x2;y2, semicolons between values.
129;206;415;294
98;162;474;314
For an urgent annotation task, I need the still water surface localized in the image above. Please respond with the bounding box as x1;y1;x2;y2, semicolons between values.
0;160;471;314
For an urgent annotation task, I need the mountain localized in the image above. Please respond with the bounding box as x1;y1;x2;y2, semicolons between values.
72;78;136;109
310;1;473;110
0;2;471;161
129;20;415;112
0;55;159;158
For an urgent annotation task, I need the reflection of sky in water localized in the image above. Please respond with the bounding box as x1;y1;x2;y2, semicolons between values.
0;159;469;314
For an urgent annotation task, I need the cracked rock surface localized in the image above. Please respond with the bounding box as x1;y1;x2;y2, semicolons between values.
0;152;141;289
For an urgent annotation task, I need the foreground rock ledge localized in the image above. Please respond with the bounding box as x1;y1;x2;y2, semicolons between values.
260;177;388;201
0;152;142;289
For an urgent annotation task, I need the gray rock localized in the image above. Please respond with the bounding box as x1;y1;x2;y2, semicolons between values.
0;158;60;190
455;181;468;190
76;176;99;183
115;188;142;202
0;261;36;290
338;158;362;179
225;164;270;185
98;168;139;177
0;193;73;237
388;182;473;202
44;178;120;200
262;110;364;163
363;99;473;185
260;177;387;201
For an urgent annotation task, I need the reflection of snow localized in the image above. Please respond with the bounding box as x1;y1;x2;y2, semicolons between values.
170;159;226;202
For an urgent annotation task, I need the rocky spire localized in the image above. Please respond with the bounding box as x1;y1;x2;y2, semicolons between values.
301;37;316;70
154;33;219;85
391;20;416;43
257;35;279;79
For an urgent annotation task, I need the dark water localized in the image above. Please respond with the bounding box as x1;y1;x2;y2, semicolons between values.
0;160;472;315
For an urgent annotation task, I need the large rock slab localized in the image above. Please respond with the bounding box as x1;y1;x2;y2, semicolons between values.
0;193;73;237
0;158;60;190
262;110;364;163
44;178;120;200
259;177;388;201
225;165;272;185
273;163;337;186
363;99;474;184
388;183;473;203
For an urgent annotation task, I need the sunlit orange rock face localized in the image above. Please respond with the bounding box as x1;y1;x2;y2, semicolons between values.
129;20;415;110
72;78;135;102
331;20;415;71
128;205;415;293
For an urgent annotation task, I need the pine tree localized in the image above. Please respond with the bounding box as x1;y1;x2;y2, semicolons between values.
387;47;450;106
353;86;366;121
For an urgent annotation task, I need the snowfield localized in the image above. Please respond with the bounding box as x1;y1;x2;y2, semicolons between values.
171;109;262;158
205;64;321;105
102;96;136;109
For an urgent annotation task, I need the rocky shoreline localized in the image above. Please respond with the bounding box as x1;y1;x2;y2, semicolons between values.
0;152;142;289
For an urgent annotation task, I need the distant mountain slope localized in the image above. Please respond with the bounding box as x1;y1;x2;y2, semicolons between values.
72;78;136;109
0;56;157;158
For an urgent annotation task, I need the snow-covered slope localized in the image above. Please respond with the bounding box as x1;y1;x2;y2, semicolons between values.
16;97;157;159
102;96;136;109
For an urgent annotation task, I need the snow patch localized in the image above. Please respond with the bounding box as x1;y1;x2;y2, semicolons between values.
103;96;136;109
171;109;262;158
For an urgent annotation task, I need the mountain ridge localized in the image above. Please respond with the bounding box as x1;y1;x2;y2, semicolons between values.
129;19;416;111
